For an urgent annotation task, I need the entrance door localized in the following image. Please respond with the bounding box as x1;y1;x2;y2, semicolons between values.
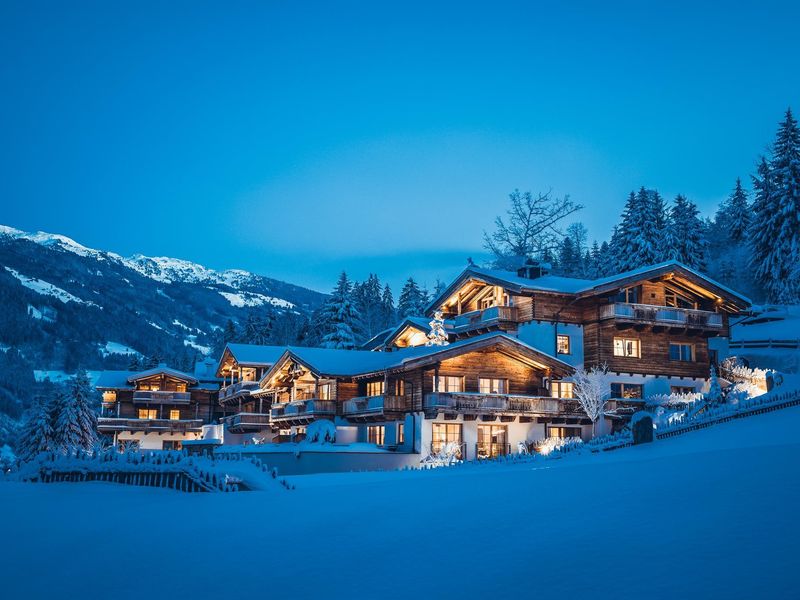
477;425;508;458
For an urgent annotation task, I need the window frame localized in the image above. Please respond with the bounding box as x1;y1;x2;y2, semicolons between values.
669;342;695;362
556;334;571;355
478;377;508;394
397;423;405;445
365;380;385;397
367;425;385;446
550;381;575;399
137;408;157;420
169;409;181;421
613;337;641;358
433;375;464;393
610;382;644;399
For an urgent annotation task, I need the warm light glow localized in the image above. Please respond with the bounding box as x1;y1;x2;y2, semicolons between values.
102;391;117;403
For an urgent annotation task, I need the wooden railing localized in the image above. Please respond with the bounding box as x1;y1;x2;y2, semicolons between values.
221;412;271;428
97;417;204;433
342;395;408;416
599;302;723;328
452;305;518;330
424;392;575;415
270;399;336;420
219;381;260;401
132;391;192;403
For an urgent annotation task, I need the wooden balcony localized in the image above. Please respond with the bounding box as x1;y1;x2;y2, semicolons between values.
97;417;203;433
219;381;261;404
450;305;518;332
132;390;192;404
599;302;723;331
220;412;271;433
424;392;582;419
342;395;408;422
270;399;336;426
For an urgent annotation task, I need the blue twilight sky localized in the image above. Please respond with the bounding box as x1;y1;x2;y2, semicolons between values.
1;1;799;294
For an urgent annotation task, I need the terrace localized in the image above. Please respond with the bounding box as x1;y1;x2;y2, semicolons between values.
270;399;337;426
423;392;582;419
97;417;203;434
599;302;723;330
342;395;409;422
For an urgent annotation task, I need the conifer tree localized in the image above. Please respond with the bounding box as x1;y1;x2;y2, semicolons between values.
17;395;56;461
668;194;706;270
397;277;427;318
750;109;800;302
723;178;752;242
381;283;396;328
319;272;360;349
53;369;97;454
353;274;386;340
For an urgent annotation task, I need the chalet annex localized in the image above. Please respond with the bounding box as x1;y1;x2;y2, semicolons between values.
95;260;751;467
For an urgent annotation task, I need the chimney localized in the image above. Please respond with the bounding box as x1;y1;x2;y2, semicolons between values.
516;258;551;280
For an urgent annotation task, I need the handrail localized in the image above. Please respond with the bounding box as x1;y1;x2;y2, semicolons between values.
271;399;336;418
342;395;408;414
599;302;723;327
132;390;191;402
97;417;203;431
452;305;518;329
424;392;566;414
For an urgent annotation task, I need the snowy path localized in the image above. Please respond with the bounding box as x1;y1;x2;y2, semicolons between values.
2;406;800;599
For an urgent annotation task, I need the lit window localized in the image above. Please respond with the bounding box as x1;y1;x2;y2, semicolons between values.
434;375;464;393
368;425;385;445
169;409;180;420
397;423;405;444
613;337;640;358
611;383;643;399
366;381;385;397
556;335;571;355
394;380;405;396
547;426;582;439
431;423;462;457
669;343;694;361
138;408;157;420
551;381;574;398
102;391;117;403
318;383;332;400
479;378;507;394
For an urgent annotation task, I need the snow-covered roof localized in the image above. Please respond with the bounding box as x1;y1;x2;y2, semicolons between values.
223;343;287;366
95;367;218;390
361;316;434;350
359;327;395;350
262;332;572;383
95;370;138;390
127;366;198;384
426;261;751;314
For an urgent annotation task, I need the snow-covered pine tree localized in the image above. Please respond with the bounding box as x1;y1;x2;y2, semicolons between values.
587;241;602;278
397;277;427;318
381;283;396;329
426;311;449;346
319;272;360;349
668;194;707;269
614;188;670;271
53;369;97;454
750;109;800;302
724;178;751;242
243;314;272;346
17;395;56;461
707;365;723;404
557;236;579;276
352;274;385;340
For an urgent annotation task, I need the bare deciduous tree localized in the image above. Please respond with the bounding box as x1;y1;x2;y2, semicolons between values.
483;189;583;269
572;364;612;437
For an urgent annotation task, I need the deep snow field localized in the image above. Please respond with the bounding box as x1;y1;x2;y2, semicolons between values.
2;407;800;600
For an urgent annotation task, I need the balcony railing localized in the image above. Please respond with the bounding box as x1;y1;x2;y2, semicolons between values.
220;412;272;432
342;395;408;419
270;399;337;422
219;380;261;402
599;302;723;328
424;392;578;415
97;417;203;433
132;391;191;404
451;305;518;331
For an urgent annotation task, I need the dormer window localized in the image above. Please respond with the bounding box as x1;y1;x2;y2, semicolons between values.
614;286;640;304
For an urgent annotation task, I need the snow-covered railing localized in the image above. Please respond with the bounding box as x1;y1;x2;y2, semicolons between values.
599;302;723;328
9;449;296;493
132;390;191;403
451;305;518;330
729;339;800;350
97;417;203;433
655;387;800;440
271;399;336;421
342;395;408;416
424;392;574;415
219;380;261;401
221;412;271;429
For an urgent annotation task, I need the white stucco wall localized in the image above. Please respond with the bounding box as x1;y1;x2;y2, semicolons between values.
517;321;584;367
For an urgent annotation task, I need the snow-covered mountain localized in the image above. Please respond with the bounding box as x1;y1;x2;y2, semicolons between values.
0;225;325;372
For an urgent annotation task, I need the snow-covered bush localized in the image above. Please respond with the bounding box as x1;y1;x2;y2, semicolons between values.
646;392;704;409
421;441;462;467
305;420;336;444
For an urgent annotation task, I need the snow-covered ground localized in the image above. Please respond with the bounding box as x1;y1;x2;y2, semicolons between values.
4;266;99;307
2;404;799;599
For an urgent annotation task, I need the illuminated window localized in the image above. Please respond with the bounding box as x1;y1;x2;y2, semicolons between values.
318;383;332;400
613;337;641;358
431;423;462;457
394;380;405;396
556;335;571;355
102;391;117;403
434;375;464;393
669;343;694;361
138;408;157;420
479;378;507;394
367;425;385;445
551;381;574;398
547;426;582;438
610;383;643;399
397;423;405;444
169;409;180;420
366;381;385;397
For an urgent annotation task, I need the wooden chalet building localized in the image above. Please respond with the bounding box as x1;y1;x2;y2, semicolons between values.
215;343;286;443
421;260;750;402
95;360;221;450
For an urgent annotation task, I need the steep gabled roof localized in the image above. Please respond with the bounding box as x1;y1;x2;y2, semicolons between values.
95;366;210;390
425;261;751;314
363;316;434;351
127;366;198;384
260;332;572;385
215;343;288;376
